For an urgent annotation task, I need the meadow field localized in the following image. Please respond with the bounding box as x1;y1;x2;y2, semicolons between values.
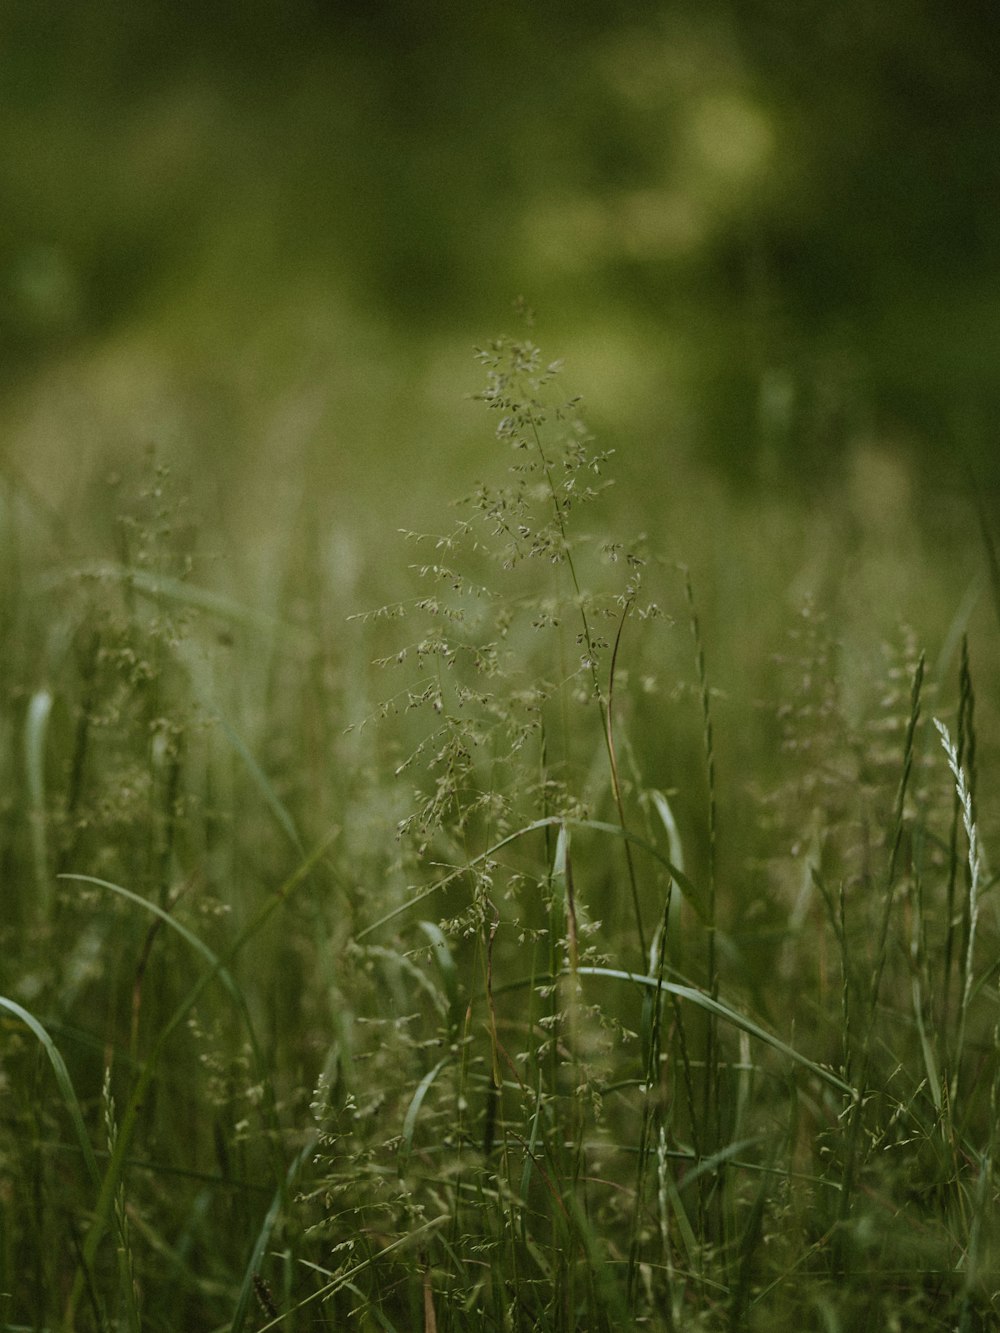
2;312;999;1330
4;4;1000;1329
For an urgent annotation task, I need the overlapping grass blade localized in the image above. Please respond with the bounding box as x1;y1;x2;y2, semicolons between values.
33;561;310;643
60;830;337;1327
0;996;101;1188
575;966;855;1097
357;814;707;941
229;1137;318;1333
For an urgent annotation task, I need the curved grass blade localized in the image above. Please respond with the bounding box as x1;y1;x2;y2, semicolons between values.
649;789;684;874
417;920;460;1029
357;814;707;940
33;561;310;644
338;1283;401;1332
400;1057;449;1164
254;1217;448;1331
60;873;260;1034
569;818;708;921
0;996;101;1188
576;966;855;1097
61;829;337;1327
212;710;305;855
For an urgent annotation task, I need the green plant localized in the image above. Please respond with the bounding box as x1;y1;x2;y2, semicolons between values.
1;331;998;1331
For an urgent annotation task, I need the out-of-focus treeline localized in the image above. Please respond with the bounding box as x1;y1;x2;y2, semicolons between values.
2;0;999;491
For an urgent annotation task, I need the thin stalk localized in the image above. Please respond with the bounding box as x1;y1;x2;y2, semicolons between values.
62;831;336;1329
682;571;717;998
836;652;924;1260
943;637;975;1034
935;717;983;1104
627;895;673;1315
528;411;647;961
683;569;721;1235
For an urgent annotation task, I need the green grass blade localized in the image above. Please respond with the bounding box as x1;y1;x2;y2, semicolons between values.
253;1218;448;1331
357;814;708;940
576;966;855;1097
0;996;101;1189
213;710;305;855
229;1137;317;1333
417;919;460;1030
61;830;337;1327
24;687;53;913
33;561;310;643
649;789;685;874
400;1057;449;1163
62;873;239;984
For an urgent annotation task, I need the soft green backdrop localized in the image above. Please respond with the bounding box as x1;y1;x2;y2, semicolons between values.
4;2;999;481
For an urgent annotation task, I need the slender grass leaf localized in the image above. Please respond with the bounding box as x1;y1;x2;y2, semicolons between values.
357;815;708;940
62;830;337;1327
254;1218;447;1331
417;920;459;1026
340;1283;401;1333
33;561;309;643
230;1138;317;1333
60;873;250;1015
649;789;684;875
25;687;53;910
0;996;101;1188
576;966;855;1097
520;1081;545;1247
213;710;304;854
401;1057;449;1162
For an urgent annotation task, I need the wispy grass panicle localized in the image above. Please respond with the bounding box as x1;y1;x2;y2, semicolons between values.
943;633;977;1035
5;327;1000;1330
934;714;983;1103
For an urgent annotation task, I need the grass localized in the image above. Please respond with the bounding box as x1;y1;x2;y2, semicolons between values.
1;326;999;1332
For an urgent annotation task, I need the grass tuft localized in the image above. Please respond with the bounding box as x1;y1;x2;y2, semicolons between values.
0;331;998;1329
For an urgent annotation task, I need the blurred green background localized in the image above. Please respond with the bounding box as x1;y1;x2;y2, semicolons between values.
2;0;998;588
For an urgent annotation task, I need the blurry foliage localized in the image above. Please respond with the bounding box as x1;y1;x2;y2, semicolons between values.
1;0;999;484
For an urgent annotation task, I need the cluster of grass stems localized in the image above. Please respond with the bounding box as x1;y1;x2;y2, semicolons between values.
1;332;999;1331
